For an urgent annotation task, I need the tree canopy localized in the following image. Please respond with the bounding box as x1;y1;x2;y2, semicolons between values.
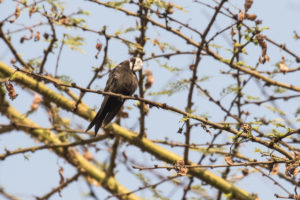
0;0;300;200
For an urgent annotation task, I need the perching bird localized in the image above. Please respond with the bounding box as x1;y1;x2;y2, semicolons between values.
86;57;143;135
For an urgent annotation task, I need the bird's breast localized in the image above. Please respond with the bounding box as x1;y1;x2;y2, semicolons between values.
113;72;138;96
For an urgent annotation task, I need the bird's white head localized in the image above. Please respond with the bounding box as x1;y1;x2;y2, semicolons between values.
129;57;143;72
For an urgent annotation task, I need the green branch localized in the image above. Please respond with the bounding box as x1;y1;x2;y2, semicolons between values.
0;61;257;199
0;93;142;200
0;61;94;121
105;123;258;200
0;61;293;160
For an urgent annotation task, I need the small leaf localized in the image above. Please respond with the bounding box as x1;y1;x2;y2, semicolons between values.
174;160;188;176
265;105;286;116
254;148;263;154
144;70;154;89
179;116;190;123
244;0;253;12
270;163;279;175
30;93;42;111
246;95;260;100
5;80;18;100
148;90;173;96
272;122;286;128
225;155;234;165
64;34;85;54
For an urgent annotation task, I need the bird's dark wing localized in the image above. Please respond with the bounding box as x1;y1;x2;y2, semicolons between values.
104;68;118;92
86;67;125;135
100;67;127;127
85;95;109;134
86;60;138;136
85;68;118;134
102;97;124;125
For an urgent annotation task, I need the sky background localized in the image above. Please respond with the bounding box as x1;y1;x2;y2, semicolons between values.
0;0;300;199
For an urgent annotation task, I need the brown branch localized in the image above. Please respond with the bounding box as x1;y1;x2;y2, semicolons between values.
39;9;57;74
243;94;300;105
207;23;235;43
88;0;200;48
0;134;108;160
274;129;300;143
0;187;20;200
0;125;13;134
132;159;294;170
90;0;300;94
69;24;140;48
265;37;300;63
184;0;228;164
0;0;46;24
54;34;65;77
11;65;295;159
6;22;47;34
36;172;81;200
143;51;198;61
106;175;179;200
202;0;300;62
135;0;149;138
74;35;110;112
106;137;120;177
151;139;233;148
207;47;300;93
193;81;242;123
253;167;291;196
0;24;32;70
132;1;203;37
0;123;94;136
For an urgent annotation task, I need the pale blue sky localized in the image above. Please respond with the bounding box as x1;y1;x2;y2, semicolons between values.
0;0;300;199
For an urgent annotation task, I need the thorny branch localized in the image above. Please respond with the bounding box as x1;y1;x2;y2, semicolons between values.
1;0;300;200
9;64;297;160
36;173;81;200
39;9;57;74
0;134;108;160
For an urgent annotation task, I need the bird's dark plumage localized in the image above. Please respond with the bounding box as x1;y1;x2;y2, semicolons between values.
86;57;143;135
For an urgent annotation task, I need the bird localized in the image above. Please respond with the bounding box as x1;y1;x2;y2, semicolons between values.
85;57;143;135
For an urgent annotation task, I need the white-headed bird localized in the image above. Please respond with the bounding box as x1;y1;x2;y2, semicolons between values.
86;57;143;135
